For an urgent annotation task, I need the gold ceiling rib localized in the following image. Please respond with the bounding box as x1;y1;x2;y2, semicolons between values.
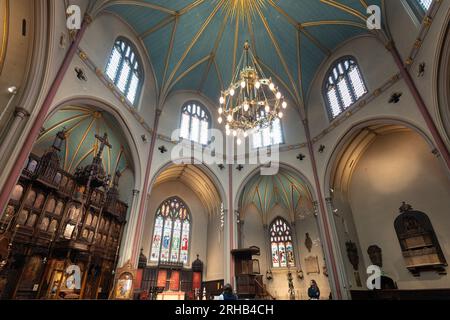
302;20;367;29
67;117;95;172
162;0;226;103
168;55;212;93
161;17;179;89
320;0;368;22
213;59;224;90
232;14;240;75
71;147;95;173
296;29;304;104
97;0;176;16
140;15;176;39
139;0;207;39
199;8;231;92
254;5;302;106
37;114;91;143
256;58;296;104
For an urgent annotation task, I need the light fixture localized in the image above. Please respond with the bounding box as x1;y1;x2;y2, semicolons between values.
7;86;17;94
218;42;287;138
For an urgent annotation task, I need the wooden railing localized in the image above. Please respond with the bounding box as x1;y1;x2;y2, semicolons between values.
254;278;276;300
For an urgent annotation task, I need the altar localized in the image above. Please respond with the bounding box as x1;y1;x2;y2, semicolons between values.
157;291;185;300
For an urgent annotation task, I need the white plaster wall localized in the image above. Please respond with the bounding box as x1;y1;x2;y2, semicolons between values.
349;131;450;289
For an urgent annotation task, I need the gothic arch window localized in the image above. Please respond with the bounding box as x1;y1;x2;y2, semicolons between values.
270;217;295;268
179;101;211;145
105;38;143;105
405;0;432;19
252;111;284;149
323;56;367;120
150;197;191;265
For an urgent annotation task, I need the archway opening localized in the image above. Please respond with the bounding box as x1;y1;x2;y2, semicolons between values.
328;123;450;298
0;105;136;300
140;163;224;300
237;167;332;300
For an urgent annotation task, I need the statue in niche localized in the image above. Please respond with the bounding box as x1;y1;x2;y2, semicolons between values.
394;202;447;276
367;245;383;268
305;233;313;253
345;241;359;271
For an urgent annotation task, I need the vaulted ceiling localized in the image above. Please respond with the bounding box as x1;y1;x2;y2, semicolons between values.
153;164;222;215
34;106;131;177
92;0;383;109
240;168;315;223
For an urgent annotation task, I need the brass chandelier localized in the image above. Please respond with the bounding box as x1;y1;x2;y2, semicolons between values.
218;42;287;143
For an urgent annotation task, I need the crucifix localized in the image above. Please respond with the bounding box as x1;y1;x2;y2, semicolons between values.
95;133;112;158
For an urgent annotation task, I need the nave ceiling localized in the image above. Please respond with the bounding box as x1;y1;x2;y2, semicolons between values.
90;0;383;110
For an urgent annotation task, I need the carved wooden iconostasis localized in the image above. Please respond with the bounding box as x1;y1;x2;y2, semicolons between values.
0;107;133;300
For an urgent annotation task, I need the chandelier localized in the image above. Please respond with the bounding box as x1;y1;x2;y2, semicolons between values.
218;42;287;143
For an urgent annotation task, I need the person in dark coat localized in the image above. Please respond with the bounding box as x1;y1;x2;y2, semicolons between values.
308;280;320;300
219;284;238;300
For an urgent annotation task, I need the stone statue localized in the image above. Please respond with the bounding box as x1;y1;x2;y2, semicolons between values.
367;245;382;268
305;233;313;253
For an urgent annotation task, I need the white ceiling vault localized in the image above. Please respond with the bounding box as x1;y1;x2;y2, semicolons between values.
153;164;222;216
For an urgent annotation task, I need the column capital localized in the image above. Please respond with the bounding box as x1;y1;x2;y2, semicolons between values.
84;14;93;25
14;107;30;119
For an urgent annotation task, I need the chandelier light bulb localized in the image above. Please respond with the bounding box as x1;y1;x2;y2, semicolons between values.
282;101;287;109
237;138;242;146
227;115;233;122
255;81;261;89
244;103;249;112
243;131;248;138
278;112;284;118
276;92;282;100
220;97;225;104
226;129;231;136
230;89;235;96
218;117;223;124
265;105;270;113
269;83;275;91
233;130;237;137
241;81;246;89
218;107;223;114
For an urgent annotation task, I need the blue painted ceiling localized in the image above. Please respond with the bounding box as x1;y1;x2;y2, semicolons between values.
34;106;130;177
240;168;314;220
95;0;382;107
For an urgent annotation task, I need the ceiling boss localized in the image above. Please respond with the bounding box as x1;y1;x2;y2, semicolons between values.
218;41;288;145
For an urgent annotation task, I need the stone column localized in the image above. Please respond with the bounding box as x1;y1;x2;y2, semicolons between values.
118;189;140;267
0;108;30;158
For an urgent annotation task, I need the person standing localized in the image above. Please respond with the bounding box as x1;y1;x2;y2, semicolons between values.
219;284;238;300
308;280;320;300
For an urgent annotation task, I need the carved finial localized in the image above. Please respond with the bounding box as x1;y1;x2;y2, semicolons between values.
399;202;413;213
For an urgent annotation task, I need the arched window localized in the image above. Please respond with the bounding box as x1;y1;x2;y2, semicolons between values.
324;57;367;120
405;0;432;19
105;38;143;105
180;101;210;145
150;197;191;265
270;217;295;268
252;111;283;149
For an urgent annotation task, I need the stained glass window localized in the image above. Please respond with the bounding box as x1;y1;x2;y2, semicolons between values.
105;38;143;105
252;111;283;149
324;57;367;120
270;218;295;268
150;197;191;265
180;102;210;145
